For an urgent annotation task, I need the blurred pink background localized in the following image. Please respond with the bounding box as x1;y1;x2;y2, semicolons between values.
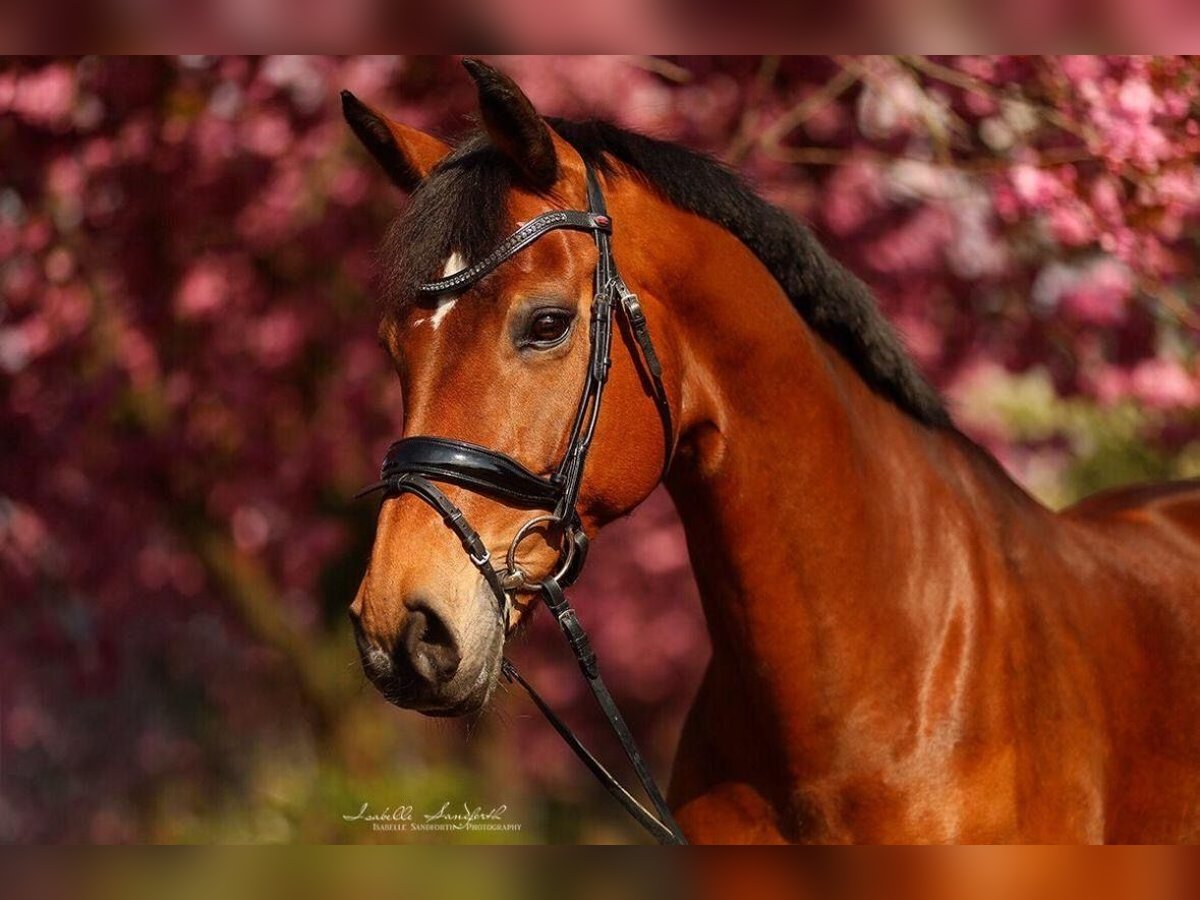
1;56;1198;842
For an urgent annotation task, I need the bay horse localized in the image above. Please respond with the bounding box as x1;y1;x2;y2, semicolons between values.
344;59;1200;843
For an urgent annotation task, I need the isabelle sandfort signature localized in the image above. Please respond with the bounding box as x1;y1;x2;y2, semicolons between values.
343;801;522;833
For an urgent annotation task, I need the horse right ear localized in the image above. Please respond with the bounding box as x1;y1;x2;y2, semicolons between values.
341;90;451;191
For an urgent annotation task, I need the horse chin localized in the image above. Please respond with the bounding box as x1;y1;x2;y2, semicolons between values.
413;668;499;718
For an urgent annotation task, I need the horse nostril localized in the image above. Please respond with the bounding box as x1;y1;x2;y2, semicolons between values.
399;600;462;684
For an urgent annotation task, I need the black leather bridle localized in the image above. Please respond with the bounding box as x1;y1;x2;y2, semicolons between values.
358;164;686;844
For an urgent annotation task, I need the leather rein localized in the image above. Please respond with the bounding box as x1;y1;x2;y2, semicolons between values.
357;164;687;845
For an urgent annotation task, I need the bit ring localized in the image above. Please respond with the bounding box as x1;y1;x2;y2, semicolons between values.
503;514;578;592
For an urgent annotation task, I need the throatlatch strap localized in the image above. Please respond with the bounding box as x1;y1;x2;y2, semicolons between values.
502;578;687;845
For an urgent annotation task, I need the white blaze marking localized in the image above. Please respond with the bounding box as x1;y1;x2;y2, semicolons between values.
410;317;426;328
430;296;457;331
423;252;466;331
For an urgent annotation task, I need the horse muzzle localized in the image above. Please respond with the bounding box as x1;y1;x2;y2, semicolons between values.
352;586;504;716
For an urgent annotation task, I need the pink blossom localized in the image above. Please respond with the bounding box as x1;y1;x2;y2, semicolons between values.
0;501;50;576
82;137;115;169
240;112;293;158
867;205;953;274
22;217;52;252
0;71;16;111
804;100;846;142
43;247;75;284
1059;56;1105;82
990;179;1021;222
254;309;305;368
856;68;926;140
1117;78;1156;116
822;160;883;235
339;56;400;99
1089;176;1124;227
1047;201;1094;246
892;312;943;367
1010;164;1064;208
12;64;75;128
117;327;159;388
232;506;271;552
964;90;998;118
1060;259;1133;327
45;156;83;197
1129;359;1200;410
175;259;229;320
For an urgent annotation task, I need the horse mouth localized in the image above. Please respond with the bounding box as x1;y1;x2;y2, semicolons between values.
369;672;491;717
414;699;485;718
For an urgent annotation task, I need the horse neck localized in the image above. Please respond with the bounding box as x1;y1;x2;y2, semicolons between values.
644;206;1047;777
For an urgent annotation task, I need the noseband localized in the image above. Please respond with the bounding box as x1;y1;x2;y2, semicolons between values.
358;164;686;844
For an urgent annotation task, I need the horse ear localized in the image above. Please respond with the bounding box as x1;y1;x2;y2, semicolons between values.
462;58;558;191
341;90;451;192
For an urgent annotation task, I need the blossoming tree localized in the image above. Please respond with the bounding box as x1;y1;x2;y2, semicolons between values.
1;55;1196;841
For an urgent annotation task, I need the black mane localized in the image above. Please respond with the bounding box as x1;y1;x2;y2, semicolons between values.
381;119;950;428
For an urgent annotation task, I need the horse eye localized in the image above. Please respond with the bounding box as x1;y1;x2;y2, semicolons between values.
527;310;573;346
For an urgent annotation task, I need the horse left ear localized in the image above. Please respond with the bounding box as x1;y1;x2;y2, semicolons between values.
462;58;558;191
341;90;451;192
